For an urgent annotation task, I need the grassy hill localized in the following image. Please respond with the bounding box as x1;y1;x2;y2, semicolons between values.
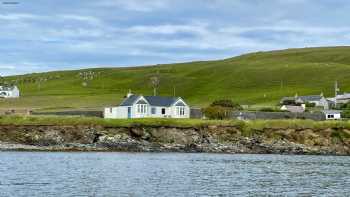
2;46;350;111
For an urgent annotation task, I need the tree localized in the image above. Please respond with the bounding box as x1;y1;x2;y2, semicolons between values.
150;75;160;96
210;99;243;110
203;99;242;120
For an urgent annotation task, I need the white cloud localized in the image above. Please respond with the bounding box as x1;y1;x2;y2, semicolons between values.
92;0;169;12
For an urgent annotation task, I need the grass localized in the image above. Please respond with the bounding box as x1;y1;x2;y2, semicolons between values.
3;46;350;110
0;115;243;128
2;115;350;131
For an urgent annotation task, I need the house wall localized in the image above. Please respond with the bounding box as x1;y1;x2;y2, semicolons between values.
170;105;190;118
11;88;20;98
104;106;128;119
104;97;190;119
148;106;172;118
325;113;341;120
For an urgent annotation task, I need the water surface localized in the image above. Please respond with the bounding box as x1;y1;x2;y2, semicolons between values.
0;152;349;196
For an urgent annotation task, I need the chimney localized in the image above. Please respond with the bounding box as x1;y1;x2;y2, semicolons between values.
126;89;133;98
301;104;306;110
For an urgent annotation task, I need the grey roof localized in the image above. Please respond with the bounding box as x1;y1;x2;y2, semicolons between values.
336;93;350;100
322;110;342;114
119;95;184;107
119;95;140;106
144;96;179;107
281;95;323;103
0;86;17;91
298;95;322;102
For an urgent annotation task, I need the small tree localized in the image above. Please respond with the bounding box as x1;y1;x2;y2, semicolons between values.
203;99;242;120
150;75;160;96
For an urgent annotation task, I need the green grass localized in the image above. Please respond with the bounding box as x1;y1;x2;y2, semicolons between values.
2;115;350;131
3;46;350;110
0;115;243;128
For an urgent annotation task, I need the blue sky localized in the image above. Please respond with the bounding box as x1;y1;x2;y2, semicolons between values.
1;0;350;75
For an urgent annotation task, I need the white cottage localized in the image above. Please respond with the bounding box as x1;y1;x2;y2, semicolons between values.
104;94;190;119
0;86;20;98
323;110;342;120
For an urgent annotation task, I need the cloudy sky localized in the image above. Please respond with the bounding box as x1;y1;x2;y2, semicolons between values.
1;0;350;75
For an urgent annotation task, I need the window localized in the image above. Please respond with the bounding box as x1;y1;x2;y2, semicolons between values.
109;108;113;113
137;104;147;114
176;107;185;116
151;107;156;114
328;114;334;119
161;108;166;115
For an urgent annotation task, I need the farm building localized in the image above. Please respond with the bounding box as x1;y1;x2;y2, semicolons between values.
0;86;20;98
323;110;342;120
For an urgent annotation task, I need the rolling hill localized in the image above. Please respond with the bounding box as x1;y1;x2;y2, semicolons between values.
3;46;350;111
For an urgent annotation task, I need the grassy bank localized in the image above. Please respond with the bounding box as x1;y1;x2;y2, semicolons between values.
3;46;350;110
1;115;350;131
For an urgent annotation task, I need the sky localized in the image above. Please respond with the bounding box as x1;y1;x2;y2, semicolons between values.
1;0;350;75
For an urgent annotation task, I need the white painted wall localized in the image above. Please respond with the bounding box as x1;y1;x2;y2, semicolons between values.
325;113;341;120
104;97;190;119
0;87;20;98
104;106;129;119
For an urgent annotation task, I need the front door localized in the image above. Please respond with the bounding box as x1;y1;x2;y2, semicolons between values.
127;107;131;118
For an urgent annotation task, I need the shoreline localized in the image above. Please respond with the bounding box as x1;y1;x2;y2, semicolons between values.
1;124;349;156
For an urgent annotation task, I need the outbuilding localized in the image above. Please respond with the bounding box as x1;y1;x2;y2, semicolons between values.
323;110;342;120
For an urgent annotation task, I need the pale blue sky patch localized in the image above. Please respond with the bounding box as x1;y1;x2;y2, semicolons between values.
0;0;350;75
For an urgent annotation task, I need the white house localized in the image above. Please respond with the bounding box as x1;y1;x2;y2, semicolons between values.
104;94;190;119
0;86;20;98
323;110;342;120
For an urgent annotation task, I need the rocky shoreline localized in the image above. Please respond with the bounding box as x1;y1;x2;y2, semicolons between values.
0;124;349;155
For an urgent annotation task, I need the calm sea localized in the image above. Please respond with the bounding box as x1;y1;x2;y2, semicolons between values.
0;152;349;196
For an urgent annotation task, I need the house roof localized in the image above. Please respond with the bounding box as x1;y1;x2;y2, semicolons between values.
0;86;18;91
120;95;140;106
336;93;350;100
144;96;179;107
298;95;322;102
280;95;323;103
322;110;342;114
281;105;305;113
119;95;184;107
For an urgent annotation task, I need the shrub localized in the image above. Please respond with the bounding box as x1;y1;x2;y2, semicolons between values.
305;102;316;108
210;99;243;110
341;110;350;118
259;107;276;112
204;99;242;120
203;106;232;120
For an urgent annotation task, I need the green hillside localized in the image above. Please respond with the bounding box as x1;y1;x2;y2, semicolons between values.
2;46;350;111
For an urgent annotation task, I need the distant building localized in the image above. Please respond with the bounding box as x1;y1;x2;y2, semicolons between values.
334;93;350;104
280;94;329;109
280;104;306;113
0;86;20;98
323;110;342;120
104;93;190;119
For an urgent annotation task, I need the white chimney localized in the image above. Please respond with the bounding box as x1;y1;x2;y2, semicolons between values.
126;89;133;98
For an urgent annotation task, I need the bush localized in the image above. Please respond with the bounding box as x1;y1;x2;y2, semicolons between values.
203;106;232;120
305;102;316;108
259;107;275;112
341;110;350;118
210;99;243;110
204;99;242;120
